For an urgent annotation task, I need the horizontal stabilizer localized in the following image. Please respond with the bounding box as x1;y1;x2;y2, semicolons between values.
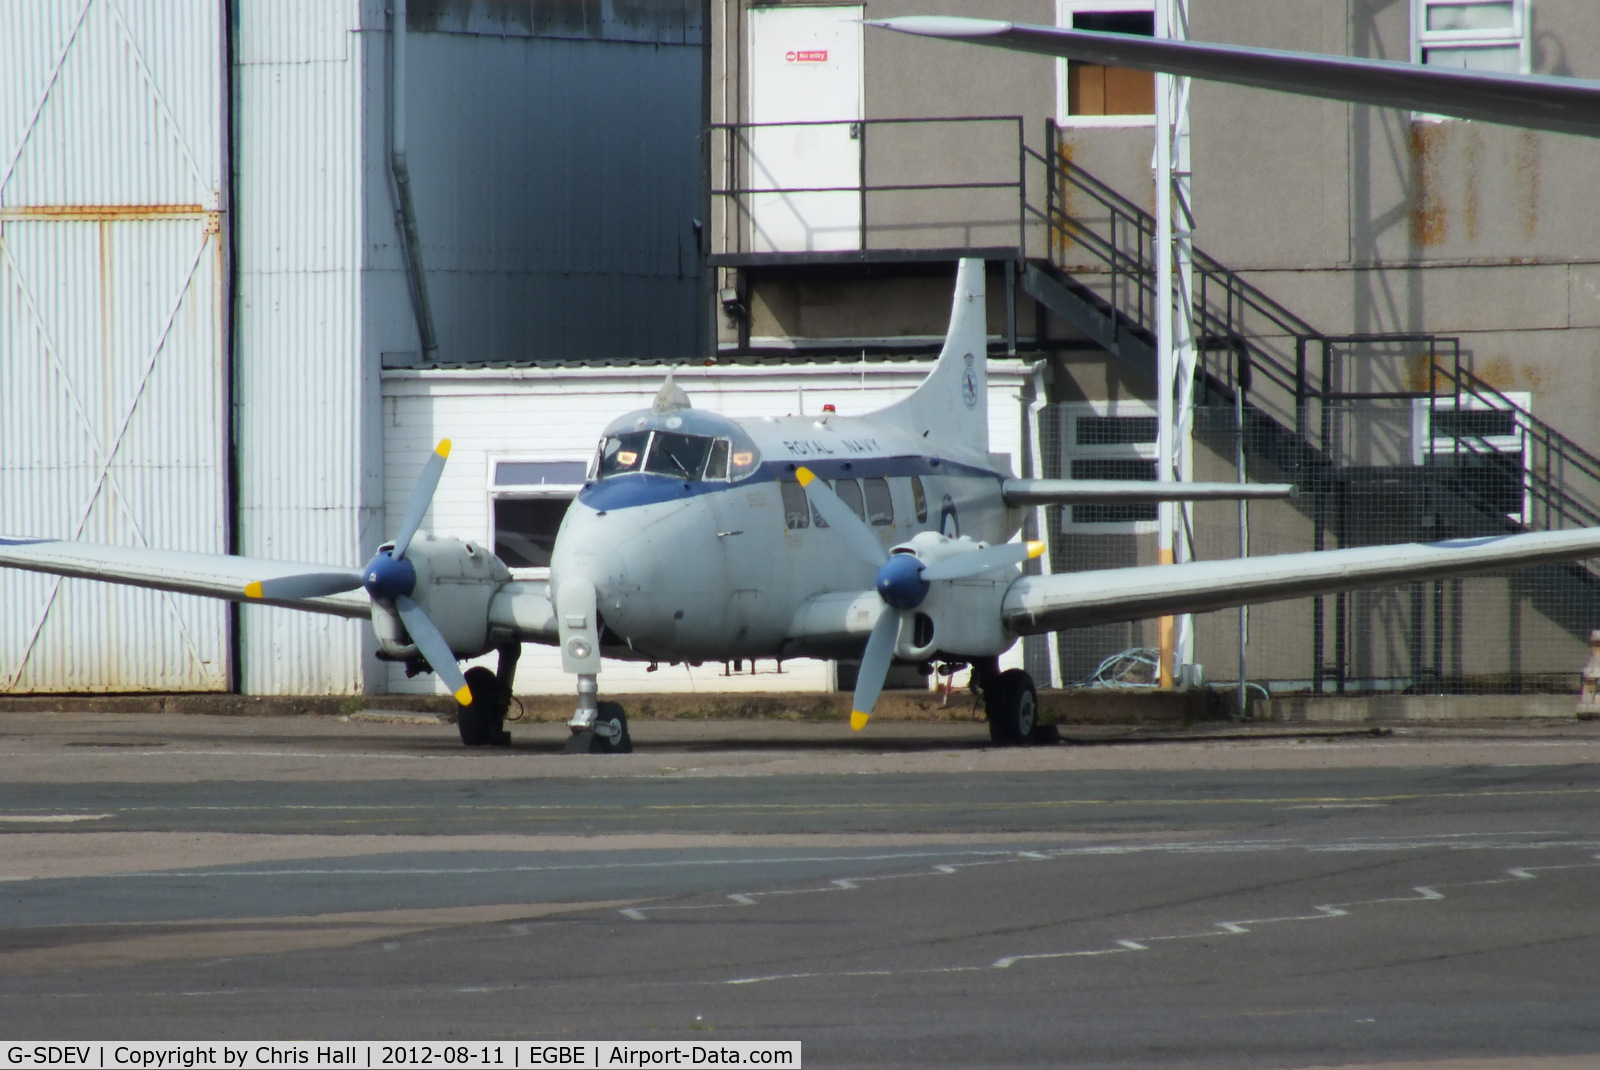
867;18;1600;140
0;537;370;619
1002;479;1293;506
1002;527;1600;634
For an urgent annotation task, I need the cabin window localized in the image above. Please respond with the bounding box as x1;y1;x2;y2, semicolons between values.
1412;392;1530;524
863;477;894;526
1412;0;1527;79
910;476;929;523
835;478;866;521
489;459;588;570
1056;1;1156;127
1060;401;1159;532
780;478;810;530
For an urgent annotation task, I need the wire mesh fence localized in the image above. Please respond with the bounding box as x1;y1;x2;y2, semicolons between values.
1029;399;1600;696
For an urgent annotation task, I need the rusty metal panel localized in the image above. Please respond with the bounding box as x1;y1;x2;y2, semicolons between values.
231;4;371;694
0;0;228;692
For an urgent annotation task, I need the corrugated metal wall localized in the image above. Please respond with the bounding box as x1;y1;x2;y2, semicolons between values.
232;0;377;694
0;0;229;692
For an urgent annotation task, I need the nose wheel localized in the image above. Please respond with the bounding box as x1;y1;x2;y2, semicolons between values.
564;701;632;754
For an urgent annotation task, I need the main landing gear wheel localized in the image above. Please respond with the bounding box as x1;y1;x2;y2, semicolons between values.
986;668;1039;746
457;666;511;747
563;701;632;754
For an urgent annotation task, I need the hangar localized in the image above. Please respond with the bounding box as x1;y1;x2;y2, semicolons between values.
4;0;1598;702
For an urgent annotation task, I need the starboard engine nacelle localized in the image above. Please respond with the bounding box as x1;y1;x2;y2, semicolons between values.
370;535;512;662
890;532;1017;662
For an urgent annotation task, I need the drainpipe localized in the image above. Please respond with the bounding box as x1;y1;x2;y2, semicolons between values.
389;0;438;361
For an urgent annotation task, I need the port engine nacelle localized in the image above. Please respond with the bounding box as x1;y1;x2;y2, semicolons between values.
370;535;512;662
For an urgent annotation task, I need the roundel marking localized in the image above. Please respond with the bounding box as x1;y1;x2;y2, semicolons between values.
961;353;978;410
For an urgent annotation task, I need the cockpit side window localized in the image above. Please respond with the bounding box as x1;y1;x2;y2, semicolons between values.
599;431;651;477
644;432;713;479
705;438;731;481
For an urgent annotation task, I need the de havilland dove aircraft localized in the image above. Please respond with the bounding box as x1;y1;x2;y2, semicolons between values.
6;257;1600;752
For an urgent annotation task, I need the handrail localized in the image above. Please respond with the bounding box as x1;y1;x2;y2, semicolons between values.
708;116;1029;258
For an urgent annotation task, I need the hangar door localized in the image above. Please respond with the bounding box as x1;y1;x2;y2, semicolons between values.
0;0;229;691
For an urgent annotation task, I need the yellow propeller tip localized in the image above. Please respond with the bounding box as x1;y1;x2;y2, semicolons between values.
435;439;452;458
1026;540;1047;559
454;684;473;706
243;582;263;599
795;466;816;487
850;710;870;731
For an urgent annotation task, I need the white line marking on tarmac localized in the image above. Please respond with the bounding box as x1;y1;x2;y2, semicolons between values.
0;813;111;823
711;844;1600;985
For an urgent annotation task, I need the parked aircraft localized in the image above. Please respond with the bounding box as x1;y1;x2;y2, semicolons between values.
5;260;1600;751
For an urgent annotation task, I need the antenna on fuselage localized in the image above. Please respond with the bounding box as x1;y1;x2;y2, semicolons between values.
652;367;692;414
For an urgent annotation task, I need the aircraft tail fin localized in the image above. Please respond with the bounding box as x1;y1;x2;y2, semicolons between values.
875;258;989;459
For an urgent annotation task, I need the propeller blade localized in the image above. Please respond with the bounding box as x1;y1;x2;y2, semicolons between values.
921;540;1046;583
395;593;473;705
243;570;365;600
393;439;452;560
850;607;902;732
795;467;888;568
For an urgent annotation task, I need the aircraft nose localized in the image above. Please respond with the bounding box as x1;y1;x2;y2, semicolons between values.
549;505;639;615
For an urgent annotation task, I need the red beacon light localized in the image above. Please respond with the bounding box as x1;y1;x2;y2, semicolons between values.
822;404;837;413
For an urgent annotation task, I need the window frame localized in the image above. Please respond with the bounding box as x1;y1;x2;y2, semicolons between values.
1055;0;1157;129
1411;0;1529;121
487;457;589;575
1411;392;1532;525
1059;400;1160;534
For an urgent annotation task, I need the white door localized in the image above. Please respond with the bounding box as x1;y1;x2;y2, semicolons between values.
747;5;863;253
0;0;228;692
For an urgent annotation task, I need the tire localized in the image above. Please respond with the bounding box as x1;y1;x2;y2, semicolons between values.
457;666;507;746
592;701;632;754
985;669;1038;745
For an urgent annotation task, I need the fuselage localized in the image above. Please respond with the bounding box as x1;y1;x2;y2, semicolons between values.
548;403;1020;663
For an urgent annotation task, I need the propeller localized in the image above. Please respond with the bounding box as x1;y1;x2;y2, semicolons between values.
795;466;1043;730
242;439;474;705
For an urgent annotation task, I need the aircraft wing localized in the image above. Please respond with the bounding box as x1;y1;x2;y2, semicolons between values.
1003;479;1292;506
1001;527;1600;634
867;18;1600;139
0;536;370;619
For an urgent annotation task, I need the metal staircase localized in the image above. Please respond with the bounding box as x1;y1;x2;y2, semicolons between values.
1023;122;1600;690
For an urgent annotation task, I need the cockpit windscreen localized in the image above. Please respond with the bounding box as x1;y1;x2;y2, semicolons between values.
592;430;759;483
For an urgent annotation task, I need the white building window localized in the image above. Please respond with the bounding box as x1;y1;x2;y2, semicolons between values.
1412;0;1528;76
1412;392;1531;525
489;459;587;570
1060;401;1159;532
1055;0;1156;128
